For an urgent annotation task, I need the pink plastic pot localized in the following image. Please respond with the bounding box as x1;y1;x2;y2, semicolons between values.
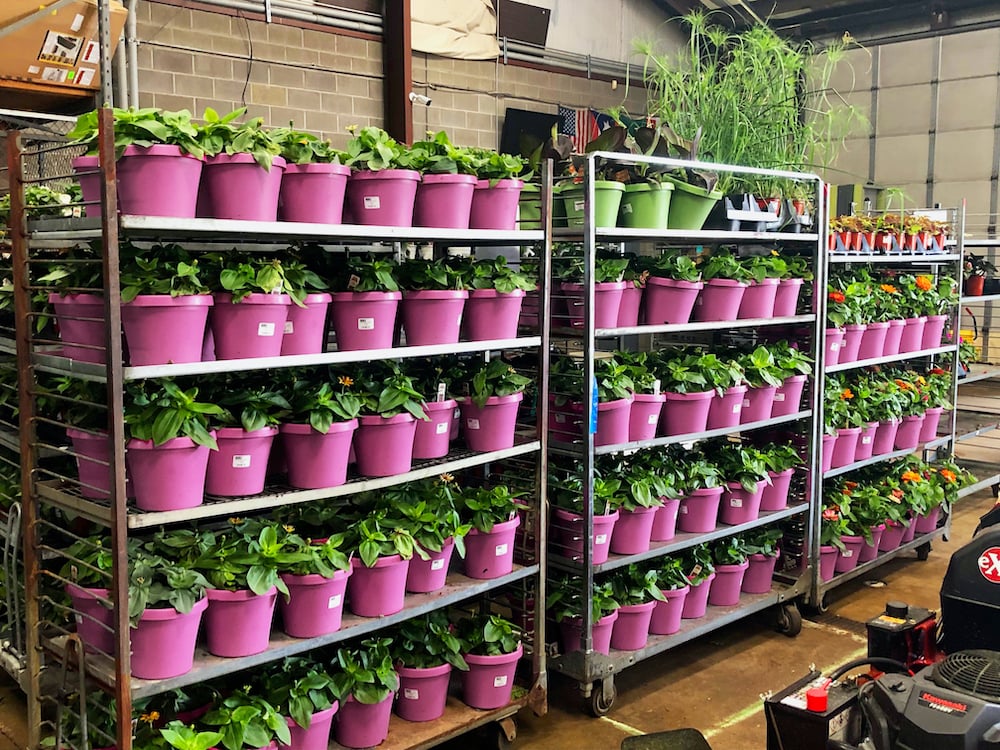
741;554;777;594
354;413;417;477
693;279;747;323
819;545;838;582
737;278;779;319
459;392;523;452
560;610;618;654
595;396;633;447
661;390;713;436
899;316;927;353
330;291;401;351
348;554;410;617
401;289;468;346
610;601;656;650
821;434;835;473
760;468;794;511
123;294;212;366
210;293;291;360
741;386;777;424
281;293;332;355
346;169;420;227
677;487;723;534
840;323;866;363
922;314;948;350
335;693;394;749
617;284;644;327
879;521;906;552
279;420;357;489
773;278;804;317
719;480;765;525
406;537;454;593
205;587;277;657
202;153;286;221
283;705;338;750
206;426;277;497
127;435;212;511
278;162;350;224
67;428;113;499
857;321;890;360
562;281;626;329
518;290;540;331
902;517;918;544
859;524;886;563
550;508;618;564
469;178;524;229
131;598;208;679
71;156;103;218
831;426;862;469
894;414;926;451
461;644;522;709
548;396;583;443
681;573;716;619
772;375;807;418
643;277;703;325
65;584;113;655
463;289;525;341
464;516;519;579
883;319;905;356
279;569;350;638
835;535;865;573
825;328;845;366
413;173;477;228
413;399;457;459
49;292;106;363
649;586;689;635
919;407;944;443
854;422;878;461
707;386;746;430
609;506;657;555
396;663;452;722
650;497;681;542
915;506;942;534
629;392;666;441
708;561;749;606
116;145;204;218
873;419;900;456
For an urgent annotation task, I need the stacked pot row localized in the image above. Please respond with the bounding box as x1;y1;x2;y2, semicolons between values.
824;315;948;367
822;408;944;473
74;147;525;229
557;178;723;232
828;229;948;255
818;508;944;581
68;394;523;510
550;376;808;448
51;286;530;367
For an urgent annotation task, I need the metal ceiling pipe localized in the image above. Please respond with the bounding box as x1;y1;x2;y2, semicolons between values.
127;0;139;108
184;0;382;34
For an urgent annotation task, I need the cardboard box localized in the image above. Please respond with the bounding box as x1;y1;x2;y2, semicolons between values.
0;0;126;93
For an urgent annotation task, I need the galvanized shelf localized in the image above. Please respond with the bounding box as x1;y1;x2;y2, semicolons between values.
553;314;817;339
956;460;1000;499
827;253;962;264
825;345;954;374
958;367;1000;386
961;294;1000;304
824;444;930;479
953;411;1000;444
551;227;820;244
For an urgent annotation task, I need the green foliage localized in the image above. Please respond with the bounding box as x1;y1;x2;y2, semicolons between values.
456;614;521;656
202;253;304;304
595;356;635;401
680;543;715;585
340;256;400;293
711;535;750;566
124;379;223;449
381;477;472;559
255;656;339;730
202;690;291;750
609;564;667;605
392;610;469;670
287;373;362;433
649;254;700;282
68;107;204;159
355;363;428;419
547;573;619;622
270;127;345;165
331;637;400;704
408;130;477;175
655;556;690;591
460;485;519;533
738;346;785;388
398;258;465;291
343;126;413;171
127;548;211;627
468;357;531;408
346;511;419;567
198;108;282;170
455;256;536;294
468;147;526;182
119;243;210;302
744;527;784;557
700;252;749;282
712;442;770;492
158;722;223;750
210;378;291;432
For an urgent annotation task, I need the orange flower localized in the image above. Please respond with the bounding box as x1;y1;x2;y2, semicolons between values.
841;388;854;400
901;471;922;483
940;469;957;483
916;276;933;291
844;481;859;489
891;488;904;500
880;284;898;294
828;290;846;304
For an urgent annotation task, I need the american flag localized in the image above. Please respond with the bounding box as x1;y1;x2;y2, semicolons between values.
558;105;599;153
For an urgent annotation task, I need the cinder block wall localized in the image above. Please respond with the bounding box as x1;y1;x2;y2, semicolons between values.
135;2;646;151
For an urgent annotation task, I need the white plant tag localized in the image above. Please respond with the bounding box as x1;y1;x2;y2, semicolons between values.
680;504;688;514
493;675;508;688
436;422;449;435
328;594;341;608
404;688;419;700
495;543;508;556
454;408;461;419
363;196;380;209
467;418;481;430
347;274;360;290
574;200;585;211
232;454;251;469
774;393;785;402
431;559;445;570
742;399;751;408
653;379;661;396
733;403;742;413
730;497;743;508
437;383;447;402
842;549;853;557
284;321;294;334
257;322;276;337
831;342;840;352
595;534;607;545
357;317;375;330
648;413;658;425
74;614;82;623
862;436;872;444
622;203;633;214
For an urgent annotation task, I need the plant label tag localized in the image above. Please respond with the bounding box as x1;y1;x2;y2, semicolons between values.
653;379;661;396
774;393;785;402
437;382;447;402
733;404;742;413
831;342;840;352
621;202;633;214
404;688;419;700
595;534;607;545
258;322;276;337
742;398;751;408
347;274;360;290
648;413;658;425
680;504;688;514
325;593;343;609
436;422;449;434
454;408;461;419
493;675;508;688
842;549;853;557
690;564;702;577
357;317;375;330
284;321;294;334
363;196;381;210
862;436;872;444
574;200;585;211
232;455;251;469
495;543;508;556
431;558;445;570
74;614;82;624
467;418;481;430
730;497;743;508
555;413;566;424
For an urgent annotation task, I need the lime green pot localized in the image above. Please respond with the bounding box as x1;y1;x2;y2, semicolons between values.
518;183;541;229
663;177;723;231
562;181;626;228
619;182;673;229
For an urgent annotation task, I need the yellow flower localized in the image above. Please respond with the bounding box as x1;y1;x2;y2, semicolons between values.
283;524;295;533
440;472;455;483
338;376;354;387
771;249;780;257
228;517;243;525
138;711;160;724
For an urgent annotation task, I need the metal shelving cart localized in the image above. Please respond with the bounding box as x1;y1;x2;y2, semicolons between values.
544;152;824;715
6;107;552;750
810;207;965;610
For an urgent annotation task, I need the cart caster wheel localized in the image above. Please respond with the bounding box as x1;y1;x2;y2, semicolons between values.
589;681;616;717
807;592;831;615
495;718;516;750
775;603;802;637
992;483;999;499
916;542;931;561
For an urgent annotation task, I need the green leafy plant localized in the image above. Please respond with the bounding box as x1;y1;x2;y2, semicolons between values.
127;549;211;627
655;556;690;591
339;256;400;293
119;243;210;303
347;510;419;568
455;256;536;293
356;363;428;420
680;543;715;585
460;485;519;533
649;254;701;282
744;527;784;557
739;346;785;388
68;107;204;159
270;127;345;165
468;148;526;182
198;108;282;170
656;351;709;394
711;535;750;566
382;477;471;559
331;637;400;704
713;442;770;492
255;656;339;730
287;374;363;433
700;253;748;282
158;722;224;750
391;610;469;670
398;258;465;291
202;253;305;305
343;126;413;171
203;690;291;750
609;564;668;605
124;379;223;449
191;520;308;597
547;574;619;622
457;613;521;656
408;130;477;175
468;358;532;408
273;526;351;579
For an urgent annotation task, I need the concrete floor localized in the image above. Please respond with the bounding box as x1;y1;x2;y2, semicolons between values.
0;491;994;750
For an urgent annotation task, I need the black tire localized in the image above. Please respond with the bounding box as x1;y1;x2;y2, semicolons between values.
776;602;803;637
495;723;515;750
589;681;616;717
916;542;931;561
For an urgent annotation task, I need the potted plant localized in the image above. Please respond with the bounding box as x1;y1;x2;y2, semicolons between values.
680;543;716;619
38;244;107;363
675;455;724;534
649;555;691;635
123;379;221;511
707;536;750;606
456;614;523;710
738;255;783;319
616;256;649;327
459;357;531;452
352;363;428;476
408;130;479;228
759;444;803;511
457;256;536;341
203;690;292;750
694;251;748;323
345;511;419;617
548;471;620;565
656;352;714;436
460;485;521;579
468;147;527;229
60;534;115;655
714;443;770;526
737;346;785;423
774;256;813;317
391;610;469;722
279;254;333;356
741;527;784;594
68;106;206;219
608;564;667;650
329;256;401;351
617;351;667;441
964;253;996;296
343;125;420;227
271;127;350;224
157;722;224;750
118;242;214;366
559;127;629;228
256;656;339;750
410;358;467;459
606;468;665;555
771;342;812;417
272;528;352;638
197;108;286;221
591;356;635;446
643;254;703;325
548;574;620;654
819;506;849;581
397;257;469;346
